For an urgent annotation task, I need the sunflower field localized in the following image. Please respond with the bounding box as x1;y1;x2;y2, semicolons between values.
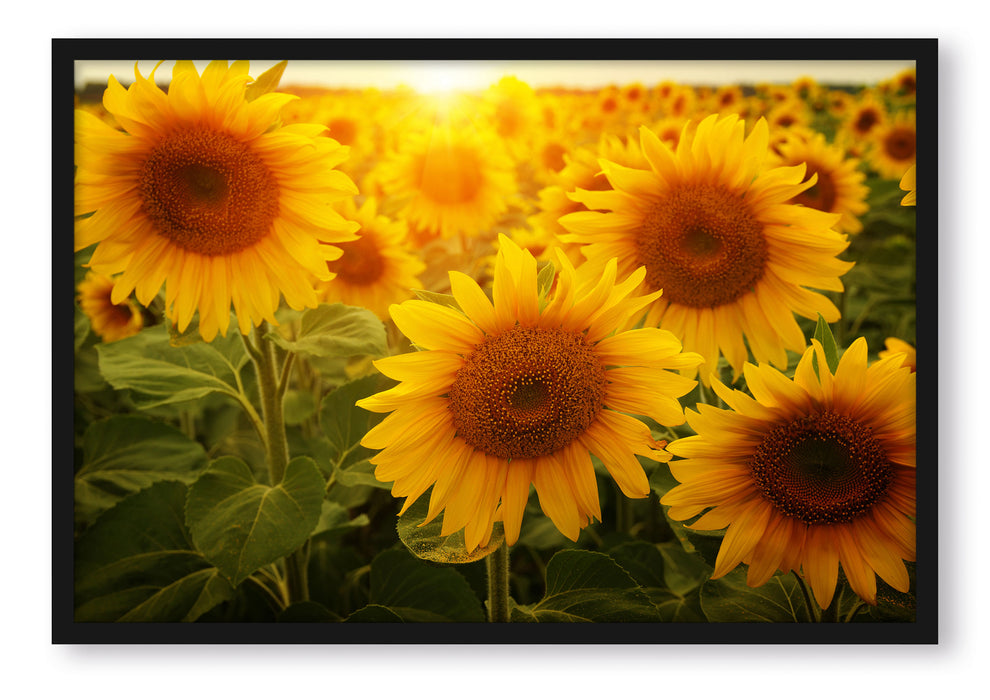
69;58;922;632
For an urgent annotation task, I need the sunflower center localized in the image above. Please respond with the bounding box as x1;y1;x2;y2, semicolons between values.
109;300;137;327
884;128;916;161
447;325;606;460
415;146;484;205
750;411;893;524
793;165;837;213
854;109;880;134
327;234;384;285
139;129;279;256
635;184;768;308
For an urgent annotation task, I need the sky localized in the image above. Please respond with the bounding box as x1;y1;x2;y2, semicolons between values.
74;59;915;93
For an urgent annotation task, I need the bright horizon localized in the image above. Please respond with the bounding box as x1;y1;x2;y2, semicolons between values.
74;59;915;93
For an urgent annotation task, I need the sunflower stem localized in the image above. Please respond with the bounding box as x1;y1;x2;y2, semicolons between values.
486;540;511;623
252;322;290;486
793;572;819;623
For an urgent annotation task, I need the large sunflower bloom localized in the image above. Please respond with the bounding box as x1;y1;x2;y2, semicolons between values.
560;114;854;382
74;61;360;342
357;235;703;552
660;338;916;609
316;197;425;320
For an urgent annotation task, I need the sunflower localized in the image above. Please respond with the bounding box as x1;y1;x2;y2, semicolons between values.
661;338;916;609
77;271;144;342
481;76;542;161
357;235;703;552
773;131;870;234
315;197;425;320
560;114;854;383
377;123;516;240
838;93;888;156
879;337;917;372
900;164;917;206
868;110;916;180
74;61;360;342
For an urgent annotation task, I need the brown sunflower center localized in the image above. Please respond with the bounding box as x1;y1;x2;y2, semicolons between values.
750;411;893;524
447;325;606;459
883;127;916;161
854;109;880;134
327;234;384;285
415;145;484;205
139;129;279;256
635;184;768;308
793;164;837;213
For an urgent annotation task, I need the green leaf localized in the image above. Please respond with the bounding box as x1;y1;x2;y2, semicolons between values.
245;60;287;102
396;491;505;564
333;458;391;490
282;389;317;426
74;304;90;352
96;325;250;409
311;499;371;538
75;481;234;622
345;604;404;622
812;313;840;376
278;601;341;622
267;303;387;361
185;456;326;586
75;415;208;529
529;550;662;622
657;541;713;596
412;288;462;311
699;567;813;622
318;374;382;464
367;549;485;622
650;587;708;622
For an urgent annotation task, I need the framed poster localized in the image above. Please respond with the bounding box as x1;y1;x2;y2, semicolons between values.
54;37;935;644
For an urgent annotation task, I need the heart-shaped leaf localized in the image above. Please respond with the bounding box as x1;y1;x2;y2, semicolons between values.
185;456;325;586
523;549;662;622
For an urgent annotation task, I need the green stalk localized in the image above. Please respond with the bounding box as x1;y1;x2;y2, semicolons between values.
247;321;309;602
252;322;289;486
486;541;511;623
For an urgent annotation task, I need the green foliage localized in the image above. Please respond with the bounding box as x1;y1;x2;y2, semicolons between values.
75;415;208;529
396;491;505;564
96;325;250;409
352;548;486;622
700;568;813;622
185;456;325;586
266;303;388;361
513;550;662;622
75;482;234;622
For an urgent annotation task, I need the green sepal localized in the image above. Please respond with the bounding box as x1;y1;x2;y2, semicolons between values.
245;60;287;102
811;313;840;377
